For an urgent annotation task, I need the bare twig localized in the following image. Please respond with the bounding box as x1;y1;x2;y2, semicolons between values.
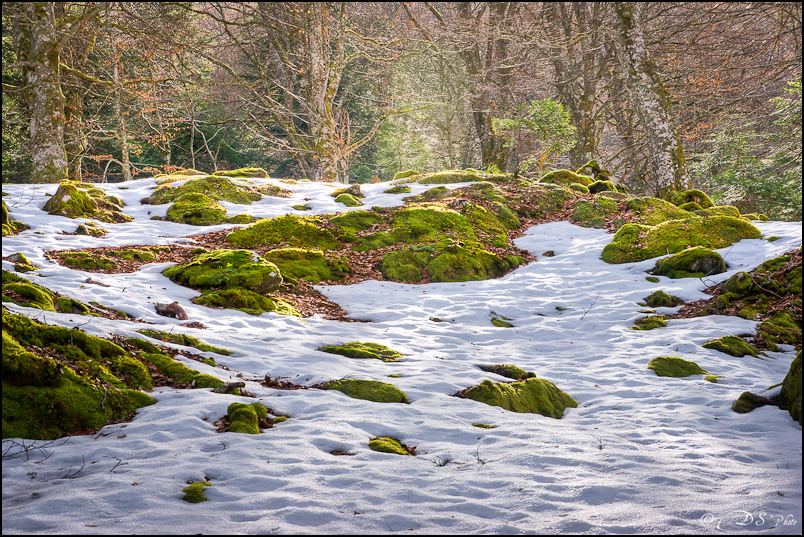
580;294;600;320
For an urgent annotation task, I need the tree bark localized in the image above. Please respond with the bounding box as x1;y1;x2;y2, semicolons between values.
613;2;689;193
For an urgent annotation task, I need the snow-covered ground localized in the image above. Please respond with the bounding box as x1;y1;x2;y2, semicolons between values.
2;177;801;535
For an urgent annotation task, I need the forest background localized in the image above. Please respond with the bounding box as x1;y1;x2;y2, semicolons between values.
2;2;801;220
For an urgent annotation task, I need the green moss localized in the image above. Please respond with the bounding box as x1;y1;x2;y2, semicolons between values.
670;189;714;209
380;248;431;283
357;205;475;250
758;312;802;348
647;356;707;377
291;204;311;211
626;197;692;225
54;296;91;314
145;175;263;205
428;246;522;282
72;222;106;237
318;341;403;362
194;288;300;317
384;184;412;194
571;197;620;228
163;249;283;294
368;436;412;455
182;481;212;503
491;317;514;327
323;379;409;403
43;180;132;223
722;272;753;296
508;184;575;219
588;180;617;193
472;423;497;428
2;312;156;439
678;201;703;211
165;192;229;226
404;186;451;203
61;252;118;271
328;210;382;240
227;402;267;434
108;248;158;262
212;167;270;178
138;352;223;389
137;329;231;356
478;364;535;380
2;200;28;236
226;214;339;250
646;276;660;283
3;280;56;311
652;246;726;279
601;216;761;264
732;392;771;413
630;316;667;330
459;377;577;418
702;336;759;357
262;247;349;283
539;169;594;187
644;290;683;308
392;169;419;181
779;350;801;424
694;205;741;218
272;416;289;424
743;213;770;222
335;193;363;207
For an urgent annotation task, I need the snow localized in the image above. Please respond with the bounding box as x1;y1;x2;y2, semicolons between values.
2;177;801;535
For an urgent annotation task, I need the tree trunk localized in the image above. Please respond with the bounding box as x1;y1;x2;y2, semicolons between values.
613;2;689;193
23;3;69;184
112;61;132;182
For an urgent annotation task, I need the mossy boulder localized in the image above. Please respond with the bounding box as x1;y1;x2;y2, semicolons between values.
694;205;741;218
327;210;382;241
384;184;412;194
670;189;714;209
138;352;223;389
404;186;451;203
491;316;514;327
211;167;270;178
61;251;118;271
2;270;91;314
779;350;801;424
626;197;692;226
226;214;339;250
330;184;364;198
571;197;620;228
458;377;577;418
647;356;707;378
137;329;231;356
538;169;594;187
392;169;419;181
2;200;28;236
631;315;668;330
427;246;522;283
164;192;228;226
318;342;402;362
335;193;363;207
587;180;618;194
194;288;299;317
478;364;536;380
322;379;409;403
7;253;39;273
144;175;263;205
227;402;268;434
644;290;683;308
163;249;283;295
2;312;156;439
702;336;759;357
43;181;132;223
182;481;212;503
652;246;726;279
601;216;761;264
757;312;802;349
508;184;575;219
262;247;349;283
368;436;413;455
732;391;772;413
72;222;106;237
380;247;432;283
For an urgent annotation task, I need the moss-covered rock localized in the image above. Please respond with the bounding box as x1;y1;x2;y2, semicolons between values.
652;246;726;279
478;364;536;380
163;249;282;294
71;222;106;237
380;247;432;283
144;175;263;205
732;391;772;413
384;184;412;194
182;481;212;503
7;253;39;273
779;350;801;424
368;436;413;455
164;192;228;226
318;341;403;362
601;216;761;264
227;402;268;434
644;290;683;308
647;356;707;377
2;270;92;315
262;247;349;283
571;197;620;228
226;214;339;250
335;193;363;207
212;167;270;178
538;169;594;187
670;189;714;209
626;197;692;226
108;248;158;262
61;251;118;271
458;377;577;418
322;379;409;403
2;312;156;439
630;316;668;330
491;316;514;327
137;329;231;356
427;246;522;283
327;210;382;241
2;200;28;236
587;180;618;194
138;352;223;389
194;288;300;317
404;186;451;203
392;169;419;181
702;336;759;357
757;312;802;349
694;205;741;218
43;181;132;223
